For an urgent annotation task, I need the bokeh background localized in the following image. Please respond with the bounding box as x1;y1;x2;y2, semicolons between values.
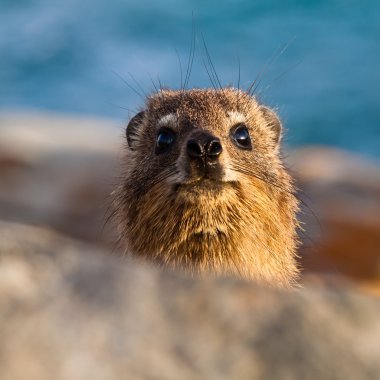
1;0;380;155
0;0;380;294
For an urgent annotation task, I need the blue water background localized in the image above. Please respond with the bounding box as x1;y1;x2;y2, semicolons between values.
0;0;379;157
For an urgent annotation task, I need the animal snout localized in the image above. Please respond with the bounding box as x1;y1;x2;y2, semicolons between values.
187;132;223;161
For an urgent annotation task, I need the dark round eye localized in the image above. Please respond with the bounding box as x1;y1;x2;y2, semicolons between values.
231;124;252;150
155;128;176;154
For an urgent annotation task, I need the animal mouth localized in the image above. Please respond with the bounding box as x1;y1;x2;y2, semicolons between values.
174;177;234;194
174;160;235;194
186;177;225;187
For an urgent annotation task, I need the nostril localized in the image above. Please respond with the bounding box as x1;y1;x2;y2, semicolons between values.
187;139;204;158
206;139;223;158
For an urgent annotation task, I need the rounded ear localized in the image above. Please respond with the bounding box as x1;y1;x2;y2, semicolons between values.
260;106;282;145
126;111;145;150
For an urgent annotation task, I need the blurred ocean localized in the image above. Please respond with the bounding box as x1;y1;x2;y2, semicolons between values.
0;0;379;157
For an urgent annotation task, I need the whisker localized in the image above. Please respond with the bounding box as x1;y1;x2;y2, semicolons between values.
201;33;223;90
246;36;296;96
230;162;291;193
149;166;179;189
174;47;184;90
296;189;325;238
148;74;167;104
200;50;218;90
236;55;241;111
157;75;164;92
184;14;196;89
128;72;148;98
229;161;321;251
104;101;135;113
256;58;303;97
112;70;144;99
237;55;241;91
149;74;160;94
101;202;118;234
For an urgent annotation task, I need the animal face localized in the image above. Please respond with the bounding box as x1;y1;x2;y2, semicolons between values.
115;88;299;286
126;88;284;197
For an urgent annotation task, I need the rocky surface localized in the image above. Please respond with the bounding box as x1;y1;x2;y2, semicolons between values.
289;147;380;295
0;112;121;246
1;220;380;380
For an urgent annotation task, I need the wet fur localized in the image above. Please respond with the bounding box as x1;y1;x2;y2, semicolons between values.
114;88;299;287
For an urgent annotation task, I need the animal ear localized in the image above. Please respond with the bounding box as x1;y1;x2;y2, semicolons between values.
126;111;145;150
260;106;282;145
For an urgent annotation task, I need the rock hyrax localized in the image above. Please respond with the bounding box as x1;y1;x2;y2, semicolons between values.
114;88;299;287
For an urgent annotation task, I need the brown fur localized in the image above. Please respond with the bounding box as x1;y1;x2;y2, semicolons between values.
113;88;299;287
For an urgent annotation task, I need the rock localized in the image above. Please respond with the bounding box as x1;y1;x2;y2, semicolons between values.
0;112;122;246
290;147;380;295
1;220;380;380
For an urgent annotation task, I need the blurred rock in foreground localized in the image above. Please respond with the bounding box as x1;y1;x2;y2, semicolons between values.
1;220;380;380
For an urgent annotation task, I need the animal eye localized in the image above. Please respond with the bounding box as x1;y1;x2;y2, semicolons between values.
231;124;252;150
155;128;176;154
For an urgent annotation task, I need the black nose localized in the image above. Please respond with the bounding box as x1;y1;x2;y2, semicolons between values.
187;139;204;158
187;134;223;161
207;139;223;158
